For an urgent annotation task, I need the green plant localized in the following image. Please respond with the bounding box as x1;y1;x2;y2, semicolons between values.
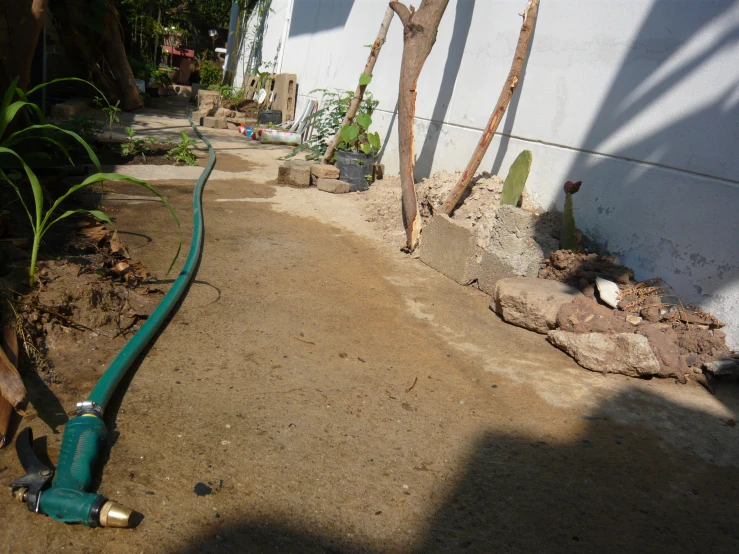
338;112;381;156
500;150;532;206
200;60;223;88
0;76;180;286
561;180;582;252
152;69;172;89
94;96;120;138
165;131;199;166
281;89;379;161
59;116;105;148
121;127;156;159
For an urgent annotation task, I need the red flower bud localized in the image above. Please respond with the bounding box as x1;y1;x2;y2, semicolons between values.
564;180;582;194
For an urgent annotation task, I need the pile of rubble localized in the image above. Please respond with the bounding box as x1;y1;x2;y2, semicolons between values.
414;172;736;391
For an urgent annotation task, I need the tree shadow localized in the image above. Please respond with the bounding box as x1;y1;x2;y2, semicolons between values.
551;0;739;332
414;0;476;180
176;386;739;553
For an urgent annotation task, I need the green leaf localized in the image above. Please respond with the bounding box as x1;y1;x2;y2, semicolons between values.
359;74;372;86
340;124;359;144
44;209;113;236
367;131;381;151
5;124;102;173
360;142;372;155
0;147;42;231
2;77;19;113
500;150;533;206
355;113;372;130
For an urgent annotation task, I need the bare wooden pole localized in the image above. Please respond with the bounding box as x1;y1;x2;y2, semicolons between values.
322;7;395;164
391;0;450;251
439;0;539;216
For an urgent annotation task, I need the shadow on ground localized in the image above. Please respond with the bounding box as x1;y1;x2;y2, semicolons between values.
178;387;739;553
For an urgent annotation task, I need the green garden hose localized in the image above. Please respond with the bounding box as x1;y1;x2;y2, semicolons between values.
10;108;215;527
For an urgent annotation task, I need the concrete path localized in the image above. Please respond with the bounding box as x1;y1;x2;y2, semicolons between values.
2;99;738;553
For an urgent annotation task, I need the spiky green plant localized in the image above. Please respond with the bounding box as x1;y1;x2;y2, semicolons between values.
0;77;179;286
560;180;582;252
499;150;532;206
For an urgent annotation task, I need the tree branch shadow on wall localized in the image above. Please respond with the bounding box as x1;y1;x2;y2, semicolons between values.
545;0;739;318
414;0;476;181
176;386;739;553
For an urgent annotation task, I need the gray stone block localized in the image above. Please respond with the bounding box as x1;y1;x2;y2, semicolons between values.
478;206;560;295
277;160;312;188
316;178;350;194
492;277;582;334
50;98;89;118
202;116;227;129
419;215;478;285
548;330;661;377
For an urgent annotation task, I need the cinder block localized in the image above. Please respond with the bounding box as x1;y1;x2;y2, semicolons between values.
271;73;297;122
277;160;312;188
477;207;560;295
202;116;227;129
317;178;350;194
419;215;479;285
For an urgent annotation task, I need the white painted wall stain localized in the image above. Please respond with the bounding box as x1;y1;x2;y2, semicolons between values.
236;0;739;348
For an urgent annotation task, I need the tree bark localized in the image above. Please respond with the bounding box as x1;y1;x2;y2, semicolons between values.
321;6;395;165
391;0;450;252
0;341;26;415
0;0;48;91
439;0;539;216
51;0;143;110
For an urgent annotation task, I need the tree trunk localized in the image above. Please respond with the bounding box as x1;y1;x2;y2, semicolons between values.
0;0;48;91
439;0;539;216
322;6;395;165
391;0;450;252
51;0;143;110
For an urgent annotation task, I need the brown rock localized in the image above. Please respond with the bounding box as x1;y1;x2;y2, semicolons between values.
277;160;312;188
311;164;340;180
556;296;632;334
316;178;350;194
492;277;582;334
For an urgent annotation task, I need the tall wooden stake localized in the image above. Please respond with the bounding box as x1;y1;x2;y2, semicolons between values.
439;0;539;216
322;7;395;165
391;0;450;251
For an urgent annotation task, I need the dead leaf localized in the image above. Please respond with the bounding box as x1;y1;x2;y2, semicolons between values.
110;231;130;259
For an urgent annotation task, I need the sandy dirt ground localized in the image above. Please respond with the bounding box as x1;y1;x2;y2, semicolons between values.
1;99;738;554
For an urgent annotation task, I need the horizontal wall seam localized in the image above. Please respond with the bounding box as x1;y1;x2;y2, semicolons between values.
371;108;739;188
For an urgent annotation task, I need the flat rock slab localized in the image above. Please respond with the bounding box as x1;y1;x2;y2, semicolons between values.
419;215;478;285
277;160;312;188
548;330;661;377
316;178;350;194
492;277;582;333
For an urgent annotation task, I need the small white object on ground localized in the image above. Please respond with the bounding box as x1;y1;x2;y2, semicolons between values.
595;277;621;308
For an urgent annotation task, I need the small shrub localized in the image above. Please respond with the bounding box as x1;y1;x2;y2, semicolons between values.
200;60;223;88
121;127;156;160
165;131;199;166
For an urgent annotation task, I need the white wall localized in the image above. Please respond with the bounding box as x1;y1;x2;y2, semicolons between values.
238;0;739;348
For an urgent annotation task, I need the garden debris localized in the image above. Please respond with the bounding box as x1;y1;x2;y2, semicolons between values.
0;342;26;413
595;277;620;308
539;250;634;287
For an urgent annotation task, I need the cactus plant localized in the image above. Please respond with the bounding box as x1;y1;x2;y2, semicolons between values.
560;180;582;252
499;150;532;206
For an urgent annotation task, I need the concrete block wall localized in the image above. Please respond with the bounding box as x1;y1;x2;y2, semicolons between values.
235;0;739;348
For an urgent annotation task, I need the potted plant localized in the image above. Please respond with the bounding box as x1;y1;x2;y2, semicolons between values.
335;113;381;191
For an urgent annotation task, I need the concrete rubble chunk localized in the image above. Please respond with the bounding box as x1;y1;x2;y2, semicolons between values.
277;160;312;188
316;178;350;194
548;330;662;377
477;207;559;295
703;358;739;377
492;277;582;333
201;116;227;129
311;164;340;180
419;215;479;285
197;89;221;109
